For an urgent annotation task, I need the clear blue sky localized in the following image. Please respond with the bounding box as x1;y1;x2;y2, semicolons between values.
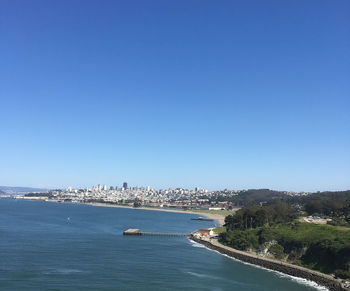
1;0;349;191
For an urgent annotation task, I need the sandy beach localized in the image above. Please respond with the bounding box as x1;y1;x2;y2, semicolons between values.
86;202;227;225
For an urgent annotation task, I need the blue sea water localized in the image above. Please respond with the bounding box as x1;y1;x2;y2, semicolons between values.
0;198;327;290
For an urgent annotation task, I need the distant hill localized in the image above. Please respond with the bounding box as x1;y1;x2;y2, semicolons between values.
228;189;289;206
0;186;50;195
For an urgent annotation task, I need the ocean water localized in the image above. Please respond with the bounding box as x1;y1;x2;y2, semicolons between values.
0;198;327;290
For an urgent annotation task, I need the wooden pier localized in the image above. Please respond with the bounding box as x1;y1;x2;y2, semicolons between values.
123;229;190;237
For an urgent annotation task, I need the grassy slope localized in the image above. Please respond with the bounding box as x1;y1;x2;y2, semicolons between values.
213;227;226;234
220;222;350;277
268;222;350;243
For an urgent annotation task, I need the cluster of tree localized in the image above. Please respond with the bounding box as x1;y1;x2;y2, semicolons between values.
207;189;289;207
220;196;350;280
217;189;350;226
224;201;295;231
288;190;350;226
302;237;350;277
207;189;350;212
231;189;289;206
220;222;350;279
305;198;350;216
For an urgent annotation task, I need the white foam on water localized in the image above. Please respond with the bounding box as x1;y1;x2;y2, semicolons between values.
189;240;206;248
187;271;221;280
189;239;329;291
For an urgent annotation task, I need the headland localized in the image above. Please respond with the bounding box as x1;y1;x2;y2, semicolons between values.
191;236;347;291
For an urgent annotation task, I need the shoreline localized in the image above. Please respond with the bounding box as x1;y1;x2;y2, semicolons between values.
85;202;226;225
7;197;347;290
190;237;346;291
4;197;227;225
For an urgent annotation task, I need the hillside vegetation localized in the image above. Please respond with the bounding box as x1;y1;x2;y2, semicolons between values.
220;199;350;279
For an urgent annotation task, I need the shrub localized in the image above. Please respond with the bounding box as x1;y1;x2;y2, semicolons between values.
269;244;285;259
258;227;275;244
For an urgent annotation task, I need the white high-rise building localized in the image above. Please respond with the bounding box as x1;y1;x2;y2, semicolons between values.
98;184;102;192
67;186;72;192
103;184;107;191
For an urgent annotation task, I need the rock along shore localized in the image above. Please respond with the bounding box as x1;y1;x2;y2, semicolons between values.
191;237;346;291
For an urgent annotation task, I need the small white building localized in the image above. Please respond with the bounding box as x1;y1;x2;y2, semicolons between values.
193;228;215;239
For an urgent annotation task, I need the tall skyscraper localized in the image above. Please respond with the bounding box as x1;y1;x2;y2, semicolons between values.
103;184;107;191
98;184;102;192
123;182;128;190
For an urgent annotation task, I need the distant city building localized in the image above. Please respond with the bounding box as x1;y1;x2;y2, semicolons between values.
98;184;102;192
66;186;72;192
103;184;107;191
123;182;128;190
110;186;114;190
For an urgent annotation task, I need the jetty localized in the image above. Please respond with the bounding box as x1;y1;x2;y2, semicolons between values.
123;229;190;237
191;217;214;221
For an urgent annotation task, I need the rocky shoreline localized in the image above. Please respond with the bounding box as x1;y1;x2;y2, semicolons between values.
191;237;346;291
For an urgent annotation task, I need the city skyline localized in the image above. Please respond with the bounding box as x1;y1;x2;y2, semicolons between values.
0;181;345;194
1;1;349;192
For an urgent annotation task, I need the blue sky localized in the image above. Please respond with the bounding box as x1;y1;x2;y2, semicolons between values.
1;0;349;191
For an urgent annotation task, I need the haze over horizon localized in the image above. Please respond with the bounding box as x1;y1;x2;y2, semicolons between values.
1;0;349;192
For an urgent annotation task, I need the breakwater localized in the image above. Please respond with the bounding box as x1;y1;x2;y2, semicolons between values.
123;229;190;237
191;237;346;291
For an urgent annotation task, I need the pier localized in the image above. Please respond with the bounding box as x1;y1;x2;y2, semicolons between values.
123;229;190;237
191;217;214;221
